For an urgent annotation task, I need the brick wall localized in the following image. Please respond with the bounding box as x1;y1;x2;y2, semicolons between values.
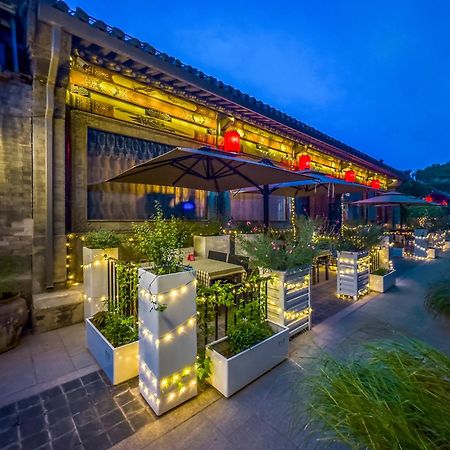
0;76;33;299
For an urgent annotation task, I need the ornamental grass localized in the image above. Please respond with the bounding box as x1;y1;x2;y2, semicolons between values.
304;338;450;449
425;278;450;317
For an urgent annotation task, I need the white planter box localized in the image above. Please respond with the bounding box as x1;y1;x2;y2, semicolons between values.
444;241;450;251
414;229;428;258
427;248;437;259
390;247;404;258
85;318;138;385
369;270;396;293
82;247;118;318
193;235;230;258
206;321;289;398
235;234;264;257
260;267;311;337
337;251;370;300
138;268;197;416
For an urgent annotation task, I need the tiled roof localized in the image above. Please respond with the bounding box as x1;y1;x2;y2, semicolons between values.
46;0;408;180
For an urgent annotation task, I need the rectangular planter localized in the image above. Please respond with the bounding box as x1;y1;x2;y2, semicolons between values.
235;233;264;257
444;241;450;251
193;235;230;258
206;321;289;398
337;251;370;300
138;268;197;416
427;248;437;259
369;270;396;293
83;247;118;318
261;267;311;337
85;318;138;385
414;229;428;258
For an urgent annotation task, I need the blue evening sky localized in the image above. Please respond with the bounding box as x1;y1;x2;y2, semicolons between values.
70;0;450;171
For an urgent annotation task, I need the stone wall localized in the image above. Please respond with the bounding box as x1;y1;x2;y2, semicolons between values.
0;76;33;299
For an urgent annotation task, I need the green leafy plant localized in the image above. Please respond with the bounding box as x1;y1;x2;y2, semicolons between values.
132;202;187;275
336;224;384;252
242;217;318;271
83;230;122;249
91;312;138;348
425;276;450;317
303;338;450;449
371;267;392;276
228;319;273;355
196;350;212;383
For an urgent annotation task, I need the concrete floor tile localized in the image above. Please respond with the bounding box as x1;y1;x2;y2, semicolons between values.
33;349;76;384
71;350;96;370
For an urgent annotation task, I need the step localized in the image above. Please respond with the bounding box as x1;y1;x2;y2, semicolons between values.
32;285;84;333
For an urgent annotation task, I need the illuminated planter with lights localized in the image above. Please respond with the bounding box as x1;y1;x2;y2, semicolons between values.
445;240;450;251
206;321;288;398
138;267;197;416
336;251;370;300
260;267;311;337
193;235;230;258
414;229;428;259
85;318;138;385
369;270;396;293
82;247;118;318
427;248;437;259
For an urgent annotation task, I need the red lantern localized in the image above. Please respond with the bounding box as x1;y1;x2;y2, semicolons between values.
345;170;355;183
297;154;311;171
223;130;241;153
371;179;381;189
424;195;432;203
442;200;448;206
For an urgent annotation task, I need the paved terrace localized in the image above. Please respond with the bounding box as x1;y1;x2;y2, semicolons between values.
1;254;449;449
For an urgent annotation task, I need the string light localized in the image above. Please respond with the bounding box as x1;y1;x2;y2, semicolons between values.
140;314;196;347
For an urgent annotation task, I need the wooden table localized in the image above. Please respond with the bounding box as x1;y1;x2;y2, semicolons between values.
188;258;246;286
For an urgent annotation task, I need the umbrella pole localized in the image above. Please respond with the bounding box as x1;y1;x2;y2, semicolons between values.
263;184;270;231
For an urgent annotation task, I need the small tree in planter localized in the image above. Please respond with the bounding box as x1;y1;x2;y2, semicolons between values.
335;225;383;300
134;204;197;416
205;282;289;397
82;230;122;318
241;217;318;336
86;259;139;385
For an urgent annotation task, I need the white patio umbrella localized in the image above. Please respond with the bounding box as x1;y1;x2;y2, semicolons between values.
351;191;440;228
107;147;314;227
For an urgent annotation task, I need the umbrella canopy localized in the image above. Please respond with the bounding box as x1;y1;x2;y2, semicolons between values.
107;147;314;227
351;191;439;206
235;172;372;197
265;173;373;197
107;147;311;191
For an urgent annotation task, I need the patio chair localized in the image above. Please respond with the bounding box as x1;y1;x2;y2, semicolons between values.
208;250;228;262
227;254;250;272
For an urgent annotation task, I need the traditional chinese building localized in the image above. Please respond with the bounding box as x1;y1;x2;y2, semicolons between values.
0;0;407;326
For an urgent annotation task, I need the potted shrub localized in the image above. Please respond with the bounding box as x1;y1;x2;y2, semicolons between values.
0;257;28;353
241;218;317;336
82;230;122;318
369;267;396;293
206;295;289;397
335;225;383;300
134;203;197;416
86;259;139;384
192;220;230;258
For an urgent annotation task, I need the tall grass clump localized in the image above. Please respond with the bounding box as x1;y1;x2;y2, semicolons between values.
425;278;450;317
305;338;450;449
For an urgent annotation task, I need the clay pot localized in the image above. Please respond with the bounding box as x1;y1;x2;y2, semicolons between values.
0;293;28;353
